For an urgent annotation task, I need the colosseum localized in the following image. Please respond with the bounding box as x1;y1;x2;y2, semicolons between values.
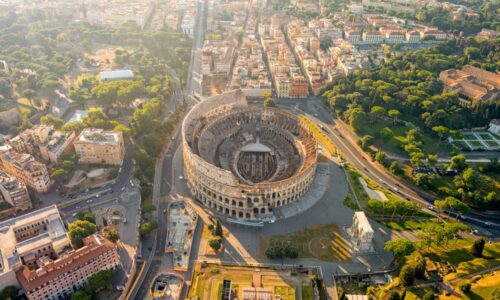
182;90;318;221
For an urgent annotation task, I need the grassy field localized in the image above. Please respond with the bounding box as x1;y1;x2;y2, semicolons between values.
302;284;313;300
441;272;500;300
346;169;371;209
259;224;351;261
381;219;436;231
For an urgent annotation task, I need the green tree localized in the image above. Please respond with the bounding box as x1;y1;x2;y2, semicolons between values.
432;125;449;140
140;221;159;236
388;291;401;300
264;97;277;107
399;264;415;287
349;108;366;133
359;135;374;148
51;168;67;183
379;127;394;142
491;288;500;300
209;237;222;252
384;239;416;260
434;197;469;218
413;254;426;279
388;109;400;124
0;286;19;300
422;291;435;300
370;106;385;118
458;281;471;293
142;203;157;214
472;238;485;257
40;114;64;129
84;269;115;292
427;154;438;167
68;220;97;248
375;151;387;165
77;212;96;224
105;228;120;243
389;161;403;175
71;291;92;300
215;220;223;237
449;154;467;172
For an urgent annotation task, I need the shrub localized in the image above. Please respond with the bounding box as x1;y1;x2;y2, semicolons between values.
388;291;400;300
399;265;415;287
472;238;485;257
413;255;426;279
458;281;471;293
422;291;435;300
209;238;222;252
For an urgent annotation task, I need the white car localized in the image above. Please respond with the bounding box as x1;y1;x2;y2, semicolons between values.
130;180;134;187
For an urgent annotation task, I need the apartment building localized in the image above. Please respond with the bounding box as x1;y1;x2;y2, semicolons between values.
439;65;500;107
17;234;119;300
0;205;71;289
0;171;31;212
8;124;76;164
0;149;51;193
74;128;125;166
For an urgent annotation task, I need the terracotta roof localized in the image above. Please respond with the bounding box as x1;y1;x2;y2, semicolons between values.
16;235;117;292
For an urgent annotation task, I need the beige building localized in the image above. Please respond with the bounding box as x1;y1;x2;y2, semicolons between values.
0;171;32;212
440;65;500;107
17;234;119;300
0;205;71;290
74;128;125;165
0;149;51;193
8;124;76;164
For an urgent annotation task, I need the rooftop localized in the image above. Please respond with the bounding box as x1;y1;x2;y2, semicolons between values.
0;205;69;275
99;69;134;81
75;128;122;146
16;234;115;291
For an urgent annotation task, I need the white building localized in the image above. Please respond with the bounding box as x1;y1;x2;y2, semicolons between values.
488;119;500;135
99;70;134;82
350;211;375;254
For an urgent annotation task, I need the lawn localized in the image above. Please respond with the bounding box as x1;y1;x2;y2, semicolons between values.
478;133;494;140
452;140;469;150
346;169;371;209
259;224;351;261
415;239;500;280
381;219;436;231
302;284;313;300
441;272;500;299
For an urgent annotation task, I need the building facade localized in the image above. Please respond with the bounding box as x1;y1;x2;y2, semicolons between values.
0;150;51;193
74;128;125;165
17;234;119;300
0;171;31;212
0;205;71;289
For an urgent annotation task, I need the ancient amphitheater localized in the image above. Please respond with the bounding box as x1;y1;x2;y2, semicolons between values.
182;90;318;221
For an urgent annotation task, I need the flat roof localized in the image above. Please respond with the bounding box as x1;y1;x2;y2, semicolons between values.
99;69;134;81
0;205;70;275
